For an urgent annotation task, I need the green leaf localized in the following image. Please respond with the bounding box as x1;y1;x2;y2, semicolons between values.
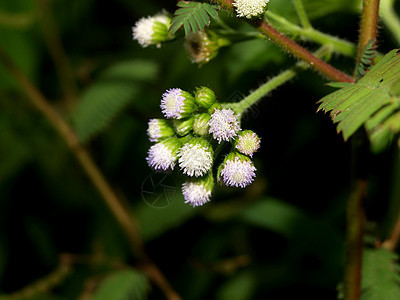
216;271;257;300
92;269;149;300
71;60;158;143
169;1;218;36
355;39;377;80
318;49;400;146
361;248;400;300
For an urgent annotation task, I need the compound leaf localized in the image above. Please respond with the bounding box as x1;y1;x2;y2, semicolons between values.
169;1;218;36
361;248;400;300
318;49;400;150
92;269;149;300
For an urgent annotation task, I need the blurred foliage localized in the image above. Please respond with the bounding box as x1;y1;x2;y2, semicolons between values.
0;0;399;299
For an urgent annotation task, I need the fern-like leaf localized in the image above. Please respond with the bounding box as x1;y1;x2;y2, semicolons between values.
361;248;400;300
355;39;377;80
318;49;400;150
71;60;158;143
169;1;218;36
91;269;149;300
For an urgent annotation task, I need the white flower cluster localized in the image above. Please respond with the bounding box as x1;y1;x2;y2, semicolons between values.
233;0;269;19
146;87;261;207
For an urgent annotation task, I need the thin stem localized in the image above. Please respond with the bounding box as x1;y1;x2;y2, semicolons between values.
224;46;332;114
210;0;354;83
356;0;380;66
382;216;400;251
266;11;356;57
34;0;78;109
293;0;312;29
380;0;400;45
345;179;367;300
0;46;181;300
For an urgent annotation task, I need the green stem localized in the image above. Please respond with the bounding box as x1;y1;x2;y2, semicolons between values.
224;46;331;114
266;11;356;57
380;0;400;45
293;0;312;29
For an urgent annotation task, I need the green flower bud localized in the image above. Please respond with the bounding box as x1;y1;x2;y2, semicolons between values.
194;86;216;109
174;117;195;136
193;113;211;136
132;14;173;48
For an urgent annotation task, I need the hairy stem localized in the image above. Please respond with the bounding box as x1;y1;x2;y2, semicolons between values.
293;0;312;29
380;0;400;45
211;0;354;82
266;11;356;57
345;179;367;300
224;46;331;114
34;0;78;109
0;46;181;300
356;0;380;66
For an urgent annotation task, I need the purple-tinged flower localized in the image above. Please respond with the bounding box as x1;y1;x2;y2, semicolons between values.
233;0;269;19
182;173;214;207
208;108;241;143
147;119;174;142
132;14;171;48
146;137;182;171
218;153;256;188
235;130;261;157
161;88;195;119
178;137;213;177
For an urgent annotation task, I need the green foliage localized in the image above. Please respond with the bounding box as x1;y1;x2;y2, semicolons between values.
71;60;158;143
361;248;400;300
169;1;218;36
355;39;377;80
318;49;400;149
91;269;149;300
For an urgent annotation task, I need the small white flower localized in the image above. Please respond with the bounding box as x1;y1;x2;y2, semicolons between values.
132;14;170;47
182;181;211;207
235;130;261;157
178;138;213;177
147;119;174;142
208;108;241;143
146;138;181;171
219;153;256;188
233;0;269;19
161;88;195;119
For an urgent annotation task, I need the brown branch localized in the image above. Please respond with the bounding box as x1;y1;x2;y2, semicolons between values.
344;179;367;300
356;0;381;66
382;216;400;251
0;45;181;300
211;0;354;83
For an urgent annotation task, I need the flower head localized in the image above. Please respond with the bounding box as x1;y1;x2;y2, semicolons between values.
161;88;195;119
132;14;171;48
233;0;269;19
147;119;175;142
218;153;256;188
178;138;213;177
235;130;261;157
208;108;241;143
185;30;229;64
182;173;214;207
146;137;181;171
